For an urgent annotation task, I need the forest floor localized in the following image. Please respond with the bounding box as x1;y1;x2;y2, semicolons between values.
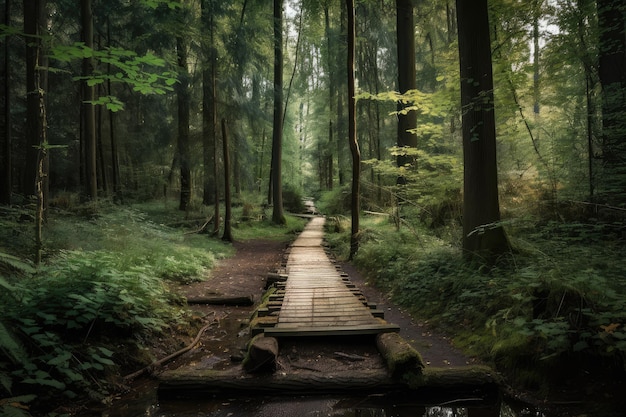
167;237;478;371
138;233;624;417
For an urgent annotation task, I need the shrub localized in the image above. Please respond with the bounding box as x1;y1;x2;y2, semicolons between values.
282;183;306;213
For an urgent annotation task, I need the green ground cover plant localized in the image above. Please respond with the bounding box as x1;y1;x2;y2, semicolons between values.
0;198;304;416
324;211;626;391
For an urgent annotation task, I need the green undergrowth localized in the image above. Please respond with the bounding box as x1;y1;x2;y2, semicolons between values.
0;198;303;416
325;214;626;392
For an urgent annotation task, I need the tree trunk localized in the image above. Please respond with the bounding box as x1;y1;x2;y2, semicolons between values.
81;0;97;201
396;0;418;181
456;0;509;260
96;85;108;195
222;119;233;242
324;5;334;191
596;0;626;205
201;0;216;206
271;0;286;225
1;0;11;205
177;33;191;211
106;17;120;198
23;0;46;197
337;5;347;187
346;0;360;260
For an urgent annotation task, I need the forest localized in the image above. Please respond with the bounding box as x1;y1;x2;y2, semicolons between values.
1;0;626;415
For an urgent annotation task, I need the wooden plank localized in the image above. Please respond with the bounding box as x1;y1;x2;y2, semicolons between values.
269;216;398;338
265;324;400;337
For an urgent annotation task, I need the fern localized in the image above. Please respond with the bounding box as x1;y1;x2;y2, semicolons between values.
0;253;36;276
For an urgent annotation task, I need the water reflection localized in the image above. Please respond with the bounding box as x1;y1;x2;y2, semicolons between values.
91;379;552;417
93;390;549;417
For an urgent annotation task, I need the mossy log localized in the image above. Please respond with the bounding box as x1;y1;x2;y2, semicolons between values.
242;334;278;373
376;332;424;377
186;295;254;306
406;365;502;390
158;369;402;398
157;366;499;399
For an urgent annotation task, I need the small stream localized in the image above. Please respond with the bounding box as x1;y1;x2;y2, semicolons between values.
88;378;555;417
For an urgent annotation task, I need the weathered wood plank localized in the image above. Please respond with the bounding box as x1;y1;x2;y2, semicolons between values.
264;323;400;337
265;216;399;338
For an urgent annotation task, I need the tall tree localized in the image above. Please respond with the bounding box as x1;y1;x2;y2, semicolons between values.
221;118;233;242
176;12;191;211
1;0;11;204
456;0;509;259
347;0;359;259
201;0;219;232
324;3;334;190
81;0;97;201
271;0;286;224
596;0;626;204
396;0;418;182
23;0;47;197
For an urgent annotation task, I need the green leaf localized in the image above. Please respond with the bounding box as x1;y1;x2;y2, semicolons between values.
91;354;115;366
47;351;72;366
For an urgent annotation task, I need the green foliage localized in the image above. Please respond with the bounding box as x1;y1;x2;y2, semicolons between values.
282;184;306;213
0;201;249;412
50;43;177;111
326;215;626;387
316;186;352;215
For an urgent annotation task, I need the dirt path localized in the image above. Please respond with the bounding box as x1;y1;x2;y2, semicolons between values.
165;233;476;376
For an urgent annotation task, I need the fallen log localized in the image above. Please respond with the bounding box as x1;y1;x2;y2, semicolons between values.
407;365;502;390
157;366;500;399
183;215;214;235
186;295;254;306
376;332;424;377
158;369;400;398
242;334;279;373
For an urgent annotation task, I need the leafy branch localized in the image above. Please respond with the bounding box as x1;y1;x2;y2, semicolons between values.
50;43;178;111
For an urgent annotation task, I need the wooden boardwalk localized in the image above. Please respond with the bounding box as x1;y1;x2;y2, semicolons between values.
262;217;399;337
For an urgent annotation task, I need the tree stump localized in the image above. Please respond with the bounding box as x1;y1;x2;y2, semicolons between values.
243;334;279;373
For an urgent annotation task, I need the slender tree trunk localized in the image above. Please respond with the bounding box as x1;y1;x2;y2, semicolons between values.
23;0;46;197
596;0;626;204
106;18;120;198
271;0;286;224
222;119;232;242
396;0;418;182
233;133;241;196
81;0;97;201
336;6;347;187
35;69;47;264
325;5;334;191
1;0;11;204
177;34;191;211
207;2;220;233
96;85;108;195
109;90;120;197
27;0;48;264
346;0;359;260
456;0;509;260
201;1;214;206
